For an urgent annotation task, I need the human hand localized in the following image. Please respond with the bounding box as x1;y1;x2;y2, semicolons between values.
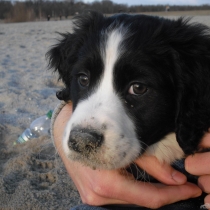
53;103;201;209
185;132;210;209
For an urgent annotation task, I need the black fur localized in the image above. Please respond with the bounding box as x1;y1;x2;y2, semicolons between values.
47;11;210;155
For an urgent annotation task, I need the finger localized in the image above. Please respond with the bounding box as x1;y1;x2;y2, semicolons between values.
185;152;210;175
204;194;210;209
101;174;202;209
135;155;187;185
198;175;210;193
199;132;210;148
78;179;130;206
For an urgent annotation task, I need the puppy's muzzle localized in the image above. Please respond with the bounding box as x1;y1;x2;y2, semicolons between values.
68;128;104;153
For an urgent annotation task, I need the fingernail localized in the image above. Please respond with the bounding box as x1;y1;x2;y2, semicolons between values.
172;171;186;184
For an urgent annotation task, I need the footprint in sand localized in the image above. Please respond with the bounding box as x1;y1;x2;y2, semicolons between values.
2;143;57;194
29;143;57;190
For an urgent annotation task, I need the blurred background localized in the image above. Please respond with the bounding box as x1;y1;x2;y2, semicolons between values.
0;0;210;23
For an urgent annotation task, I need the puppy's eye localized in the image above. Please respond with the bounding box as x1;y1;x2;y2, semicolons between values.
78;74;89;87
128;83;147;95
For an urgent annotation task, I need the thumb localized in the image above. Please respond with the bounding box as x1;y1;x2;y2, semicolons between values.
135;155;187;185
199;131;210;148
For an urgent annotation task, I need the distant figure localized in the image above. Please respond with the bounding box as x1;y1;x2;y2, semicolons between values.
165;6;170;12
60;14;62;20
47;15;50;21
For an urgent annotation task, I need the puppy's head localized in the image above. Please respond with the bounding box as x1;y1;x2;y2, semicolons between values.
47;12;210;169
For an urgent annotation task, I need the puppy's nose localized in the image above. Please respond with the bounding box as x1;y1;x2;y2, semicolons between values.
68;129;103;153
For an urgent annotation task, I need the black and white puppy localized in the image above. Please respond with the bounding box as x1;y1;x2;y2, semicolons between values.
48;12;210;170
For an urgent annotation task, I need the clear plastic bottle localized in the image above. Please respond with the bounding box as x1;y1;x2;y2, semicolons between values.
14;110;53;145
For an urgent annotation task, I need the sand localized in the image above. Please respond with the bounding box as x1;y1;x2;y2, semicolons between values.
0;14;210;210
0;19;81;210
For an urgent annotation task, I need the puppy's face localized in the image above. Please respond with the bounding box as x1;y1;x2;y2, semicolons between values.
48;12;210;169
58;17;177;170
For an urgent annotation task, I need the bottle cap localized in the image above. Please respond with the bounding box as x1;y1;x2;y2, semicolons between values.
46;110;53;119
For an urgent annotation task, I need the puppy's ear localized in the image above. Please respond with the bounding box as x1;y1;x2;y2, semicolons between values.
46;32;77;101
47;11;105;102
174;19;210;154
175;83;210;155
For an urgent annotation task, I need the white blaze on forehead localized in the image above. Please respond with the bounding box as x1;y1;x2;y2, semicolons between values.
100;29;123;92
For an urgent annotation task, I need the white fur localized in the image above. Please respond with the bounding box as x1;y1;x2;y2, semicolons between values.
145;133;184;164
63;28;141;169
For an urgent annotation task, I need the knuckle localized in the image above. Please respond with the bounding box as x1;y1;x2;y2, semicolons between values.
81;182;110;205
148;200;163;209
81;191;99;206
92;182;109;197
147;194;164;209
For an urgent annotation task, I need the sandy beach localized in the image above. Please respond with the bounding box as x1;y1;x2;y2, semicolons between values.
0;14;210;210
0;19;81;210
